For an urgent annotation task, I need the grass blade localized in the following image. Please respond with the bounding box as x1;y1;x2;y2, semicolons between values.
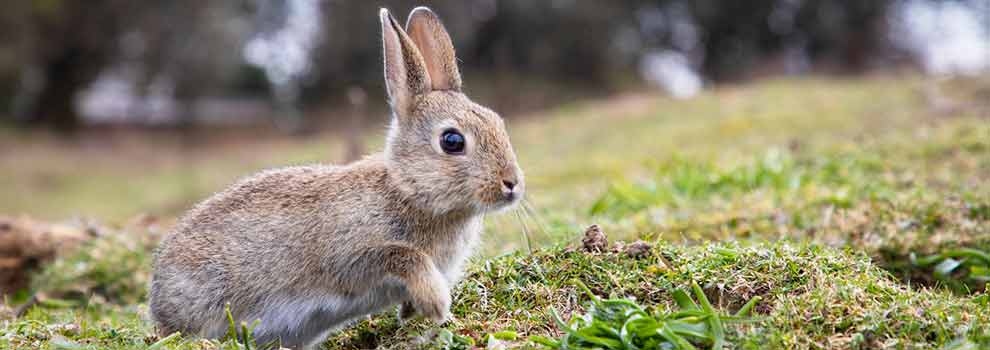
513;209;535;255
672;289;699;311
148;332;181;350
691;283;724;350
657;323;699;350
734;296;762;317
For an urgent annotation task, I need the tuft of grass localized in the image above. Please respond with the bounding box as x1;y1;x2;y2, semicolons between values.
911;248;990;294
220;303;275;350
532;279;760;350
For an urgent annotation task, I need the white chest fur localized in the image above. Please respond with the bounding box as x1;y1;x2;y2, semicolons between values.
434;215;483;283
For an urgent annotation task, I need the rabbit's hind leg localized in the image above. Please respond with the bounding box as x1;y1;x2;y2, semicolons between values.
247;294;356;349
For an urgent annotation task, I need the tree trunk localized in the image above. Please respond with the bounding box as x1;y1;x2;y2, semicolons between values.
30;47;93;134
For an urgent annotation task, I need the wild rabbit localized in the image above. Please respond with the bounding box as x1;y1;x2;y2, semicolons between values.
149;7;524;349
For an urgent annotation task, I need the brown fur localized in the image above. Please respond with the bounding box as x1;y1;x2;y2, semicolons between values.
149;7;523;349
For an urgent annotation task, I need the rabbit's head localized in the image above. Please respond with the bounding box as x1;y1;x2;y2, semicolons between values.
379;7;523;215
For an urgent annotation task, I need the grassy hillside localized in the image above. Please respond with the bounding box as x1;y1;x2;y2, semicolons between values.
1;75;989;349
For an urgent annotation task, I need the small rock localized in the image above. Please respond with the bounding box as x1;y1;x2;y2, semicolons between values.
581;224;609;253
624;240;652;258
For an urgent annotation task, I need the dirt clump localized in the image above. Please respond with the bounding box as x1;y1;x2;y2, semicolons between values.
0;216;90;296
623;240;653;258
581;224;609;253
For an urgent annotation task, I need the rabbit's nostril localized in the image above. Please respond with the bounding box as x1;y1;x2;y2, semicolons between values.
502;180;516;191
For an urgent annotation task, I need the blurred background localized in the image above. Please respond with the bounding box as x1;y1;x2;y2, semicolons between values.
2;0;987;133
0;0;988;230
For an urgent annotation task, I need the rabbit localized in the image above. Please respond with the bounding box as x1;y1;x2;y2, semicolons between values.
148;7;524;349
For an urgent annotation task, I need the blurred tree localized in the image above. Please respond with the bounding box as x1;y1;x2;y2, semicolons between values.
0;1;251;133
793;0;895;73
132;1;253;127
7;1;138;133
0;0;980;131
304;0;923;110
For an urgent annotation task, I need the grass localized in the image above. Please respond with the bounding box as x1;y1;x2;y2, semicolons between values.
1;75;989;349
531;280;762;349
7;238;988;349
910;248;990;294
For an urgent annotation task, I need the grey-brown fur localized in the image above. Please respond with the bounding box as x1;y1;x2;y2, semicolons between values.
149;7;523;349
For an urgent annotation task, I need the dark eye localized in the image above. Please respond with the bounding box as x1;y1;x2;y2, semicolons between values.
440;129;466;154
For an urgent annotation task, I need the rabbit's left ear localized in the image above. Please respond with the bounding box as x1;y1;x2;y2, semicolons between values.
406;7;461;91
381;8;431;116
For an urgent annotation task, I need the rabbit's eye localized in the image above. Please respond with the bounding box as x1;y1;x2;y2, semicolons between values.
440;129;466;154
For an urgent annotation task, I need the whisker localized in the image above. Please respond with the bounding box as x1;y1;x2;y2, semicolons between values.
521;199;550;237
490;211;508;237
513;208;534;255
517;204;539;241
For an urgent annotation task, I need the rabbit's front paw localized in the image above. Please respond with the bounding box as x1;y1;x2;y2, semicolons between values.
408;272;451;324
416;287;451;324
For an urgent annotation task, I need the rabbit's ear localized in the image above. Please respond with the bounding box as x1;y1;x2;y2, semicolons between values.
381;8;431;115
406;7;461;91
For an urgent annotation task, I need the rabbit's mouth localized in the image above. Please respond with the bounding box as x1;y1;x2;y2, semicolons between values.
484;185;523;213
499;192;520;208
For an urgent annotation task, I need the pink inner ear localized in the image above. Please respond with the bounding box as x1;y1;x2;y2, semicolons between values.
408;27;445;90
407;13;461;91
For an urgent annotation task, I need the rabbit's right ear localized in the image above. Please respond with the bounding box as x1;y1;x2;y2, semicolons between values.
406;7;461;91
381;8;431;116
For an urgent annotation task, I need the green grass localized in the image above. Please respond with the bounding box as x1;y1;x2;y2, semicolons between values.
336;241;988;349
2;75;990;349
910;248;990;294
7;238;988;349
531;280;762;349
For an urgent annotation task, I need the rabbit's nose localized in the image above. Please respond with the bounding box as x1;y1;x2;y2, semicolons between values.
502;179;517;191
500;166;524;198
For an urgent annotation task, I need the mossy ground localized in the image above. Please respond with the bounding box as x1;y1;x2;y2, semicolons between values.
2;75;989;349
